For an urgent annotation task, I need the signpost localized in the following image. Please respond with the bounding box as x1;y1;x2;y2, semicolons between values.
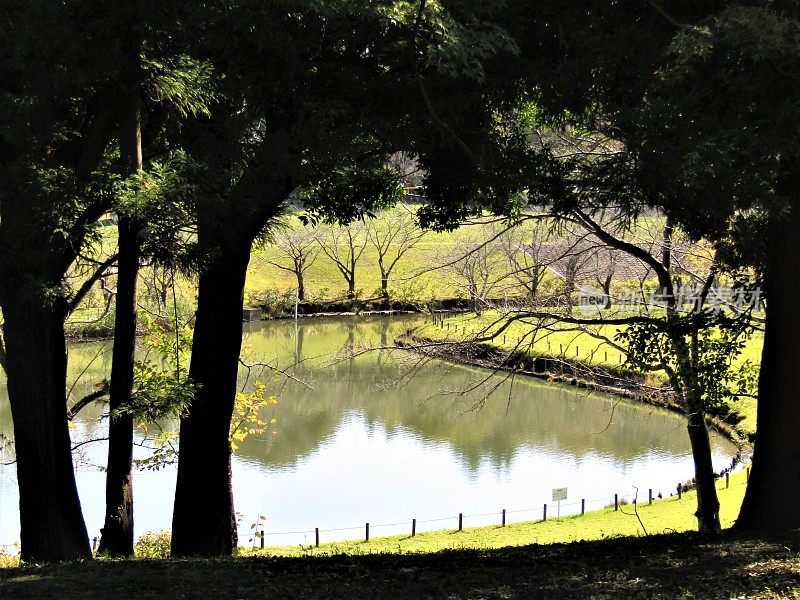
552;487;568;517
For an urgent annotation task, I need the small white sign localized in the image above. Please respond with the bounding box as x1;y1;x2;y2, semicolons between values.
552;487;568;502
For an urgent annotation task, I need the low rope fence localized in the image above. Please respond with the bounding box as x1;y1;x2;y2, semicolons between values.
229;467;748;550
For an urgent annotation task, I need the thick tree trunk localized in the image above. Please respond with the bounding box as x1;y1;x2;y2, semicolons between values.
98;81;142;558
98;219;138;556
171;245;250;556
737;160;800;531
2;294;91;562
686;410;721;531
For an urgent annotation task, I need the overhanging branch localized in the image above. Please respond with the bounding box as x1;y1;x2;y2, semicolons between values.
67;253;119;315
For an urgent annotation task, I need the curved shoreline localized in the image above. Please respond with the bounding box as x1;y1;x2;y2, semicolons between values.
396;332;749;453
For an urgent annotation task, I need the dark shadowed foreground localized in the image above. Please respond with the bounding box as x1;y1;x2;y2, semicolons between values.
3;532;799;599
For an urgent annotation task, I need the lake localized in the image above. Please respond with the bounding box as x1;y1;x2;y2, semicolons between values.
0;315;737;548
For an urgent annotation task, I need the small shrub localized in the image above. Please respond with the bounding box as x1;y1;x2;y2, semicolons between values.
67;310;116;338
134;531;171;559
251;288;295;317
0;546;20;568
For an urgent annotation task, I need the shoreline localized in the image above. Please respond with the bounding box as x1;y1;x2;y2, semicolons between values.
396;332;749;454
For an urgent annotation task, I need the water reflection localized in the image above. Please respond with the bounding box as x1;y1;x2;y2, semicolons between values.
0;315;736;546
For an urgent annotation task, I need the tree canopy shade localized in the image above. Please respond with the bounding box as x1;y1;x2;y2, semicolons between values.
415;1;800;531
0;0;215;561
4;0;798;563
0;0;125;562
167;0;532;556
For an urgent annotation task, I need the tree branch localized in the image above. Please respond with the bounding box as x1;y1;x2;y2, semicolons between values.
67;253;119;315
67;389;108;420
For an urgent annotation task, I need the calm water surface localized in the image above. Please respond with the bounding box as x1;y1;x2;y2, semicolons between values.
0;315;737;547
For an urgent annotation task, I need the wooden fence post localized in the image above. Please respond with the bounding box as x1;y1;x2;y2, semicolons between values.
746;467;750;482
543;504;547;521
726;472;729;488
581;499;585;515
315;527;319;548
365;523;369;542
458;513;463;531
502;509;506;527
677;483;682;500
260;530;265;549
614;493;618;511
412;519;416;537
648;489;653;505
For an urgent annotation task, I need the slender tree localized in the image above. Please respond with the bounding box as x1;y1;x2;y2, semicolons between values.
261;227;319;302
366;206;426;299
98;42;143;556
317;222;369;300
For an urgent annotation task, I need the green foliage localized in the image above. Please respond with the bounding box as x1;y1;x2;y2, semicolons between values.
113;151;199;270
618;311;754;413
118;314;195;423
299;164;403;227
142;54;216;118
230;380;278;452
248;288;297;317
133;531;171;559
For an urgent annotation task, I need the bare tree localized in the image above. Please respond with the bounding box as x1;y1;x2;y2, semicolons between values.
261;227;320;301
540;227;596;306
317;221;369;299
366;207;426;298
474;209;749;532
495;222;551;305
445;225;506;315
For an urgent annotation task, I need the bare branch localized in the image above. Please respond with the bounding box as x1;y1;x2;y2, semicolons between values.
67;388;108;420
67;253;119;315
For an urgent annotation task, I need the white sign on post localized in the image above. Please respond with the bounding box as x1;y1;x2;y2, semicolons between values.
552;487;567;517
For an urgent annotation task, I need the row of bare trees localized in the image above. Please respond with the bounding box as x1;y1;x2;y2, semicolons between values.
259;208;705;312
260;206;426;301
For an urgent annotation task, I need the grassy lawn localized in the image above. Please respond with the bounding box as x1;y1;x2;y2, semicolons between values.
247;469;748;558
4;473;797;600
4;521;799;599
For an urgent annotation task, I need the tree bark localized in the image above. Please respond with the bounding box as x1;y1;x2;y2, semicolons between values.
294;263;305;302
97;218;138;556
736;158;800;531
686;409;721;531
98;81;142;557
2;294;91;562
170;244;251;556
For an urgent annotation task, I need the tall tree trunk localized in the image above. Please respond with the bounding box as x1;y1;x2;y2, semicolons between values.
686;409;721;531
171;244;250;556
97;219;138;556
98;82;142;557
737;158;800;531
2;293;91;562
